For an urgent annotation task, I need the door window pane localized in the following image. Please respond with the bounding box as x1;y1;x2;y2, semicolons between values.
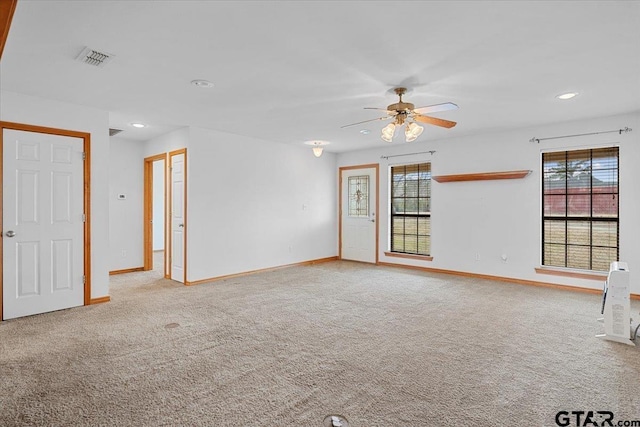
348;175;369;217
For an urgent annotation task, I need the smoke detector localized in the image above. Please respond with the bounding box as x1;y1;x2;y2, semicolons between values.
191;79;214;88
76;47;114;67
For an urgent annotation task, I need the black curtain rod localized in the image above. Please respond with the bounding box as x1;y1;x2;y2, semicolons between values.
530;127;632;143
380;150;436;160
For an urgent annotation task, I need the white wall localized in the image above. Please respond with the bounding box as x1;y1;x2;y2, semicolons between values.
337;111;640;294
109;136;145;271
152;160;165;251
1;90;111;298
186;127;337;282
143;127;189;158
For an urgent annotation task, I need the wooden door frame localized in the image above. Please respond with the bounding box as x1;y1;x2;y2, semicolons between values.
143;153;167;272
168;148;187;284
0;121;92;320
338;163;380;264
0;0;18;61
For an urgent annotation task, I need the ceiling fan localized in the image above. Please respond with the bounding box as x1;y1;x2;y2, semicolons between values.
341;87;458;142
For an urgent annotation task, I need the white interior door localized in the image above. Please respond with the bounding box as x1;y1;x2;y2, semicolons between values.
2;129;84;320
341;167;377;263
170;151;185;282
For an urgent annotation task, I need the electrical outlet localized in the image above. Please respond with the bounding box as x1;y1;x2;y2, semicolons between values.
121;250;127;257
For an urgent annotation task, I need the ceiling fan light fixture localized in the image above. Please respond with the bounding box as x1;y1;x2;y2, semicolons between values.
381;123;396;142
312;146;324;157
405;122;424;142
341;87;458;144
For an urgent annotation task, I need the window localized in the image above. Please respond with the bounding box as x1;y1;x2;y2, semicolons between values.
542;147;619;271
348;175;369;217
390;163;431;256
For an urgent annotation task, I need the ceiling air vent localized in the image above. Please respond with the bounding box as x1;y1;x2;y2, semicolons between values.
109;128;124;136
76;47;114;67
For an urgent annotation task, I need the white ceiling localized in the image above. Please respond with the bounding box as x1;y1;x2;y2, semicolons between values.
2;1;639;153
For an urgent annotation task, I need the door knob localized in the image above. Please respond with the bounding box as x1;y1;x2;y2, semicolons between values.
5;230;16;238
178;224;184;228
369;219;375;223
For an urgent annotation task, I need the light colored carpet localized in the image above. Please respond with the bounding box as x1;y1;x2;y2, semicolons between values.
1;258;639;426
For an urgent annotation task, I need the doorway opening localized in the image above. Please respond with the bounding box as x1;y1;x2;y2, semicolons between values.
142;149;187;284
143;154;167;277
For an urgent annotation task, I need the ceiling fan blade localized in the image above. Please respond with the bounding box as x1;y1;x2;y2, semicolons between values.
340;116;393;128
413;102;459;114
364;107;392;112
413;114;457;128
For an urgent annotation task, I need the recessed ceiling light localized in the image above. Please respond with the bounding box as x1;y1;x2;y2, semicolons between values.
556;92;578;100
359;129;371;135
191;79;214;88
130;123;146;128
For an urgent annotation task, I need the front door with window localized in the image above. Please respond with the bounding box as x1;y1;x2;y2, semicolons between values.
2;129;85;319
340;166;377;263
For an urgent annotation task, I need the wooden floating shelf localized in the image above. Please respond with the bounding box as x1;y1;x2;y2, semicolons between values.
432;170;532;183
